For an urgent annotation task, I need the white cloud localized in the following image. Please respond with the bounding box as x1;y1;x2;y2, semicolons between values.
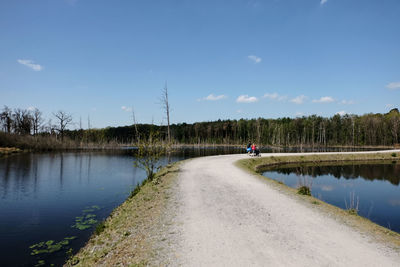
264;93;278;99
237;109;243;114
201;94;227;101
236;95;258;103
295;112;304;117
386;82;400;90
290;95;307;104
121;106;132;112
27;106;36;111
263;93;287;101
320;0;328;5
336;110;347;116
248;55;262;64
312;96;335;103
17;59;43;71
340;100;355;105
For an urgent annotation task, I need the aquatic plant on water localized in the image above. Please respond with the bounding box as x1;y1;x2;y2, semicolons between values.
71;205;101;230
30;236;77;256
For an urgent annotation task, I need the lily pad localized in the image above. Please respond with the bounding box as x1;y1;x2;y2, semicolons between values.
29;237;76;256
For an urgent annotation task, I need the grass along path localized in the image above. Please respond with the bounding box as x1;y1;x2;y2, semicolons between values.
67;150;400;266
65;161;183;266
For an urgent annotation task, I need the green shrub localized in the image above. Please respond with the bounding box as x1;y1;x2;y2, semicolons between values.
347;209;358;215
297;186;311;196
391;152;397;157
94;221;106;235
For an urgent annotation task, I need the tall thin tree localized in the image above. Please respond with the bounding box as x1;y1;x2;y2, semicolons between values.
161;82;171;144
32;108;43;135
132;107;139;143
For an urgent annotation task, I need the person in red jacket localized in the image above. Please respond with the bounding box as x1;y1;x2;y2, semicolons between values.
251;143;256;154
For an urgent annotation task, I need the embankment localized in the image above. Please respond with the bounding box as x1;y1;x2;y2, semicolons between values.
65;161;183;266
67;150;400;266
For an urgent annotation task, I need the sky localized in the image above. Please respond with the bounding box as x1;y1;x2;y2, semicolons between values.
0;0;399;129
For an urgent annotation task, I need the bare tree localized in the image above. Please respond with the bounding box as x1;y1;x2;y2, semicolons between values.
132;107;139;143
32;108;43;135
133;131;165;182
53;111;73;141
160;83;171;144
44;119;56;135
13;108;32;135
0;106;13;133
87;115;91;130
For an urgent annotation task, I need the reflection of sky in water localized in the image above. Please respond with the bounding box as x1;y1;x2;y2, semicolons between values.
0;147;249;266
0;151;190;267
263;162;400;234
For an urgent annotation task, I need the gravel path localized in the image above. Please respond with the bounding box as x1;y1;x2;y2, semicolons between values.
163;151;400;266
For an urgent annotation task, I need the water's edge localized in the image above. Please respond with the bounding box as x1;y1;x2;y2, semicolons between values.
68;151;400;265
64;160;185;266
236;151;400;249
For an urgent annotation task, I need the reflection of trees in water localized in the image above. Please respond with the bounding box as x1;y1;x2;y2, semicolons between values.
275;162;400;185
1;157;12;198
0;154;34;198
59;153;64;187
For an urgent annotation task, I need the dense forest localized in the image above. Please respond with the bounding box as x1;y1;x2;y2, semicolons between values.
1;105;399;149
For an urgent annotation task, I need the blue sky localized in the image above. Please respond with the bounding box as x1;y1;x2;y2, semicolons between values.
1;0;399;129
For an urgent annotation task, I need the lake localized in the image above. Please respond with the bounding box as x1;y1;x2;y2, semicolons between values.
0;146;393;266
262;161;400;233
1;146;249;267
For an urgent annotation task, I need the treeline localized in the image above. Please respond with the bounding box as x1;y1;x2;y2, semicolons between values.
1;105;399;149
0;106;85;150
67;109;400;147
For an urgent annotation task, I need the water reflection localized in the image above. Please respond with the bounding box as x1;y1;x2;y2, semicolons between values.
0;147;396;266
263;161;400;233
266;162;400;185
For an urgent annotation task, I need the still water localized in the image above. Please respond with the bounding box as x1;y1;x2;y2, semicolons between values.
1;147;247;267
0;146;393;266
262;161;400;233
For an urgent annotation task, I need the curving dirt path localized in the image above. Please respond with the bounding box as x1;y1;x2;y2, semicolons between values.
157;150;400;266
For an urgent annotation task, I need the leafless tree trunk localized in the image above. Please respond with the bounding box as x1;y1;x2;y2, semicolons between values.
1;106;13;133
132;107;139;143
53;111;73;141
390;115;399;144
32;108;43;135
13;108;32;135
161;83;171;144
256;118;261;144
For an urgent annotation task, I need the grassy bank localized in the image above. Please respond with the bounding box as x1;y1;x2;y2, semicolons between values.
238;152;400;171
0;147;22;156
65;161;182;266
236;152;400;249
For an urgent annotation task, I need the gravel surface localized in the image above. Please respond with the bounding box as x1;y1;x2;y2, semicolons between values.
159;151;400;266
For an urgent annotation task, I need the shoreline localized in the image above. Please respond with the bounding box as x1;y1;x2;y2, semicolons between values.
65;160;184;266
0;147;22;157
67;151;400;265
236;150;400;248
0;143;397;153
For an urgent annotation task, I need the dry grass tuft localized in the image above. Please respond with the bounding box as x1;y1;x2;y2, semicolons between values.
0;147;21;156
